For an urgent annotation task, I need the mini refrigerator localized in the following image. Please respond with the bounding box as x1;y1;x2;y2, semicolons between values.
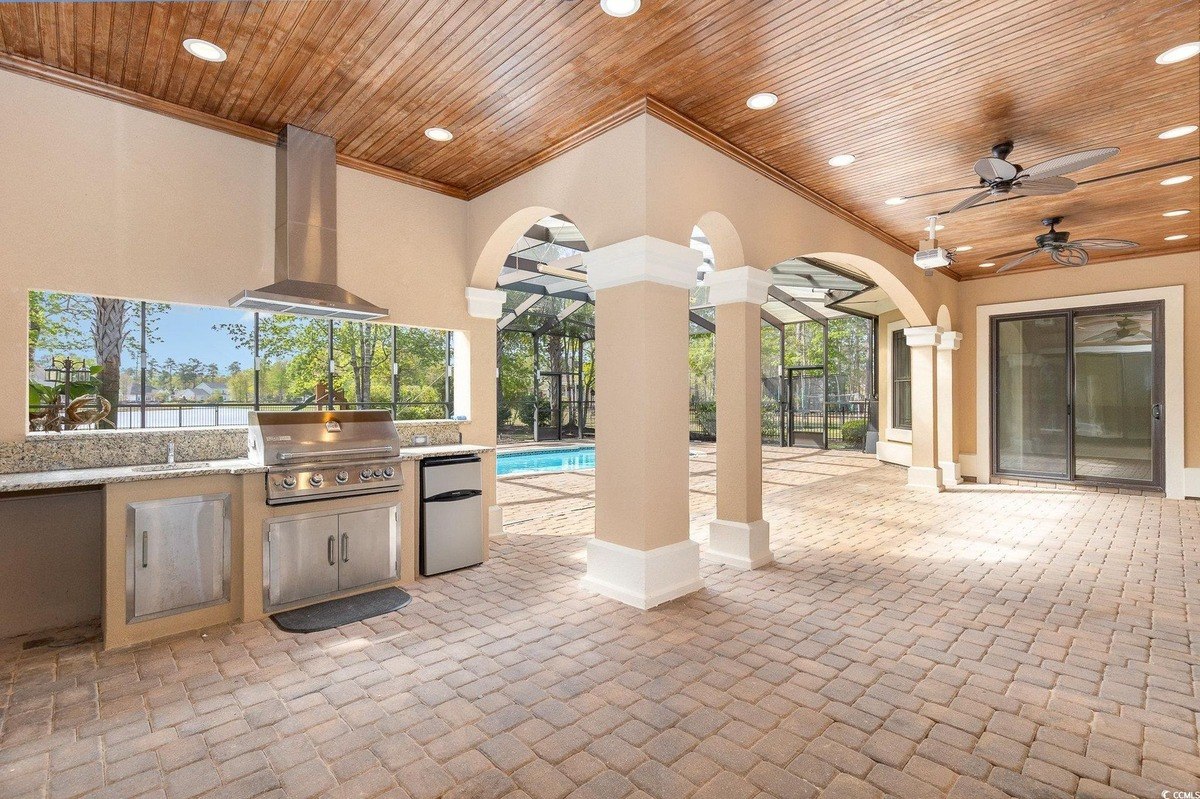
419;455;485;576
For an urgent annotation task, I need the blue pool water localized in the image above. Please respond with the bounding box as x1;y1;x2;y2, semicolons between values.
497;446;596;476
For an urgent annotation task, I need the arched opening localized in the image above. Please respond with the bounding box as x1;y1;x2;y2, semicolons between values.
761;253;926;458
493;214;595;445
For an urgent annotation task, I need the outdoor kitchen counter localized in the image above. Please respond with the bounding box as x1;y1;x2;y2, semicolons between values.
0;458;264;493
0;445;493;493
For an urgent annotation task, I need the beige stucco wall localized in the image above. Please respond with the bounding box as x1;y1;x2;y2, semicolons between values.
954;252;1200;467
0;68;475;446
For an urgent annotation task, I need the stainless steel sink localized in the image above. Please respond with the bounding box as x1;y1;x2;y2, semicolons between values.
130;462;212;473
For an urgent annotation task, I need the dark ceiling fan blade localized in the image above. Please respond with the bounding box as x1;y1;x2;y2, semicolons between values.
1010;176;1077;195
943;189;994;214
1071;238;1138;250
974;157;1018;182
989;246;1039;260
1017;147;1119;179
995;249;1045;273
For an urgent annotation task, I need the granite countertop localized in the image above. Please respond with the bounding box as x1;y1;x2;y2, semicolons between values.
0;445;494;493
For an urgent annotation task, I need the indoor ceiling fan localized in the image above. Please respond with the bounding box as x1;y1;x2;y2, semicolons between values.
984;216;1137;273
900;140;1119;215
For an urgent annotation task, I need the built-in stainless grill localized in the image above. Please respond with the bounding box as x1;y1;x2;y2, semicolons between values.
247;410;403;505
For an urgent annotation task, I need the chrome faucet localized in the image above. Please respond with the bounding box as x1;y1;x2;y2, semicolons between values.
167;441;176;467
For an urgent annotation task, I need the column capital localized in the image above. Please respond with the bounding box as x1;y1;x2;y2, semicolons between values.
465;287;505;320
903;325;943;349
585;236;701;291
705;266;773;306
938;331;963;351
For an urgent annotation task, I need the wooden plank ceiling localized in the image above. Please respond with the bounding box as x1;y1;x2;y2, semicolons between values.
1;0;1197;279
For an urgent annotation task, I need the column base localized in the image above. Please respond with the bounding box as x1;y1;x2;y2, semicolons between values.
939;460;962;486
581;538;702;610
907;465;945;492
704;519;773;570
488;505;505;538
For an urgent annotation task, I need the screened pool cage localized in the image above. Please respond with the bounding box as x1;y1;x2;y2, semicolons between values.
496;217;885;450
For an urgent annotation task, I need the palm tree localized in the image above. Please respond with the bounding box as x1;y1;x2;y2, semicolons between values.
92;298;129;428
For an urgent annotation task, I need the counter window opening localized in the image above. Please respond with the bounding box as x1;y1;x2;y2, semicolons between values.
27;290;459;431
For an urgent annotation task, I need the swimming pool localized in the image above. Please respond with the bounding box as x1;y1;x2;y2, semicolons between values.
497;446;595;476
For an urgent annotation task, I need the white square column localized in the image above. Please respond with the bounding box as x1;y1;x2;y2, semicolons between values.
936;331;962;485
704;266;775;569
580;236;704;609
464;287;506;537
903;325;944;492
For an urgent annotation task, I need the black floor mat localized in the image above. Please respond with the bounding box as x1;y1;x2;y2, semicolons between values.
271;587;412;633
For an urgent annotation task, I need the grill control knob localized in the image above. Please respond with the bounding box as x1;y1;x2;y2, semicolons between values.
280;475;297;489
372;468;383;478
361;468;373;480
335;470;349;484
309;474;324;487
383;466;395;479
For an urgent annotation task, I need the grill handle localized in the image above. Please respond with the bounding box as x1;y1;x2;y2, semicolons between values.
276;445;394;462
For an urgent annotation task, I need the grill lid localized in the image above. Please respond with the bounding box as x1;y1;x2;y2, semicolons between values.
247;409;401;467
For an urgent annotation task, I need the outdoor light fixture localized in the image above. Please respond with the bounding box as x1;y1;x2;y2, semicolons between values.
1165;234;1189;241
828;154;856;167
1163;210;1190;217
885;197;907;206
955;245;972;251
980;262;995;268
1156;42;1200;64
1161;175;1193;186
746;92;778;110
424;127;453;142
1159;125;1198;139
182;38;227;62
600;0;640;18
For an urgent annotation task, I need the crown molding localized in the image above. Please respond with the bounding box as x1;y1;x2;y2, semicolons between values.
0;53;469;201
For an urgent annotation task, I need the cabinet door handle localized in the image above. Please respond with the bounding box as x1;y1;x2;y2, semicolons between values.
327;535;336;566
141;531;148;568
341;533;349;563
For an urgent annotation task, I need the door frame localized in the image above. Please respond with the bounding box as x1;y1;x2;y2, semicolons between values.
989;301;1165;489
974;285;1184;498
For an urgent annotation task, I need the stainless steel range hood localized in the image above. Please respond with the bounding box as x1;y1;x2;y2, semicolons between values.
230;125;389;321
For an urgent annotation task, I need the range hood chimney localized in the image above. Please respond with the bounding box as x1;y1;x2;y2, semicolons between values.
230;125;389;321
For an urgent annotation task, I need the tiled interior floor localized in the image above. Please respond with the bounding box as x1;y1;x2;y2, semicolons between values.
2;447;1197;799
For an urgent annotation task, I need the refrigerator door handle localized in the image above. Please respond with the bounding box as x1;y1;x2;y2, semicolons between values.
426;489;483;502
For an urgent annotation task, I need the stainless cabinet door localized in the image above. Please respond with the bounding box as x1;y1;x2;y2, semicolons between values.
131;495;228;620
422;494;484;575
337;506;397;591
268;515;340;607
422;458;482;499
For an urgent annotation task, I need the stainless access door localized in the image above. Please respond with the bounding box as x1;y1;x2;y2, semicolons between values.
420;455;484;577
128;494;230;621
338;506;398;591
267;514;339;607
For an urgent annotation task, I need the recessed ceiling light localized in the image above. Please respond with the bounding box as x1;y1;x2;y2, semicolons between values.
182;38;226;63
956;245;972;252
1159;125;1198;139
929;224;945;231
746;92;778;110
599;0;640;18
1164;234;1189;241
424;127;453;142
1156;42;1200;65
1161;175;1194;186
1163;209;1191;217
884;196;907;206
828;154;856;167
980;262;996;268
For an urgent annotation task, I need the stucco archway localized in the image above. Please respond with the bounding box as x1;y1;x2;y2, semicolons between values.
693;211;746;272
469;205;566;290
805;251;931;326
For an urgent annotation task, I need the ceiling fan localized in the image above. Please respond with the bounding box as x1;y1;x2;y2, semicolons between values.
1077;313;1147;344
900;141;1119;215
984;216;1137;273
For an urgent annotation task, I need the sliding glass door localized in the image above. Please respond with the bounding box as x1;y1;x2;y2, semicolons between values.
991;302;1163;489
